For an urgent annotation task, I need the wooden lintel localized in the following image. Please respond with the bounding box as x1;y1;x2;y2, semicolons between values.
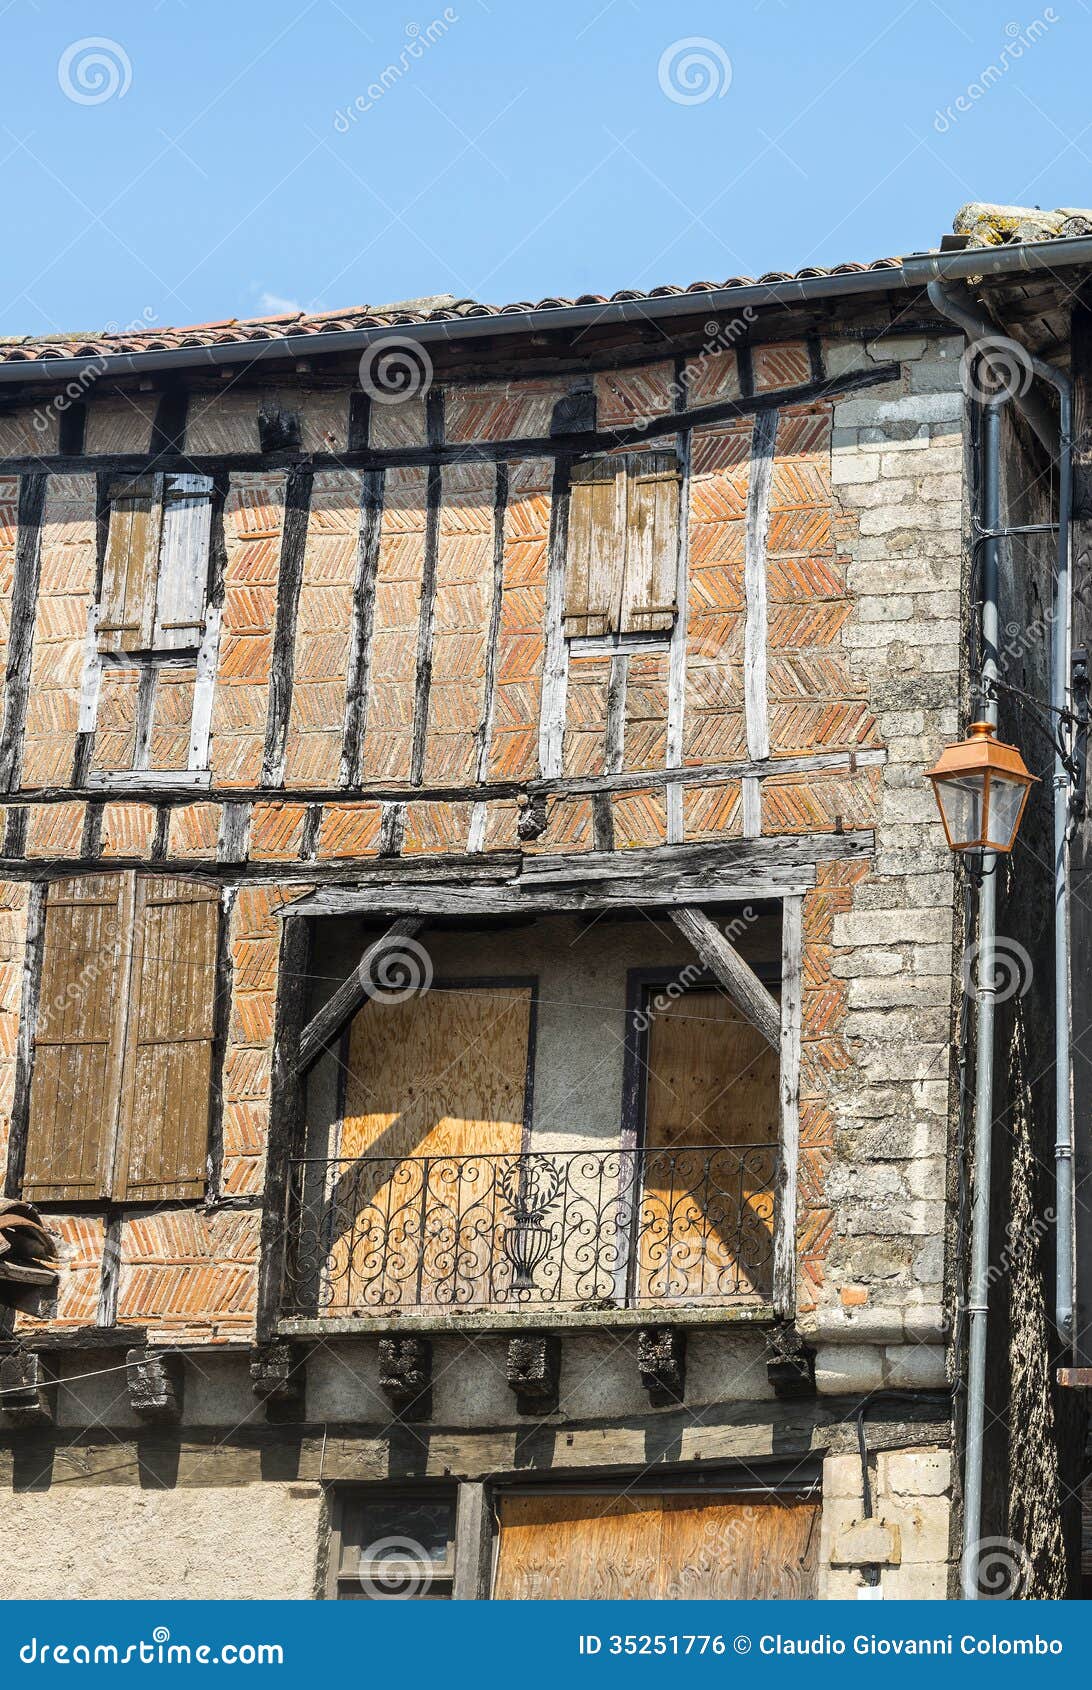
667;907;780;1048
283;832;872;920
297;915;425;1072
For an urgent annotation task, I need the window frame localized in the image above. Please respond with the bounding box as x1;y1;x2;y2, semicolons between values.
326;1485;459;1601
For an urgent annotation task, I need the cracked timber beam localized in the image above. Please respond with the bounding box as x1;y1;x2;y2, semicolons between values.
668;906;780;1048
297;916;426;1072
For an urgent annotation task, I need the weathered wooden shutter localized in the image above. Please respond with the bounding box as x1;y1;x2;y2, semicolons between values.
621;451;679;633
563;458;624;637
23;876;131;1202
563;453;679;638
98;477;163;652
114;876;219;1202
153;475;213;649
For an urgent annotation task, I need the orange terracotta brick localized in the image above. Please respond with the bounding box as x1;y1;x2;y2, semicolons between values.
595;362;675;428
16;1214;105;1333
25;801;85;859
682;781;744;841
521;795;594;854
168;802;222;859
318;802;383;859
612;788;667;849
99;802;156;858
761;767;881;835
403;800;472;855
250;800;309;861
752;341;812;392
116;1210;260;1338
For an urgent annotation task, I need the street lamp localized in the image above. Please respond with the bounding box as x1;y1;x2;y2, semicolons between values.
924;720;1037;855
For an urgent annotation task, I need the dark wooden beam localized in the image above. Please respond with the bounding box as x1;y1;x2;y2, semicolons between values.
668;906;780;1047
260;467;312;787
297;915;426;1073
0;474;46;792
0;363;901;478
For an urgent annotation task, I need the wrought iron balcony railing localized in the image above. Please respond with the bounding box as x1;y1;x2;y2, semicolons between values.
280;1143;778;1318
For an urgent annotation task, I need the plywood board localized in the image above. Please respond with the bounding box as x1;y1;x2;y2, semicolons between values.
493;1492;818;1599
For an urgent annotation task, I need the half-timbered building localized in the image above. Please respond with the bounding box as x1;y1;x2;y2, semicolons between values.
0;207;1088;1599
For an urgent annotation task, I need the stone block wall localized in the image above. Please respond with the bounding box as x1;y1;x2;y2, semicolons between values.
820;1446;955;1598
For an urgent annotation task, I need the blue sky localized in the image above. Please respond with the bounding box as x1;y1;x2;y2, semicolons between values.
0;0;1086;337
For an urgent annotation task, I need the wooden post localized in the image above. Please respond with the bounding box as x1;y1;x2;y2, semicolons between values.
453;1481;493;1600
773;894;804;1319
256;914;312;1343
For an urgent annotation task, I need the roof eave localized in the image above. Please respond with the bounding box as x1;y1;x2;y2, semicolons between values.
5;233;1092;389
0;267;914;388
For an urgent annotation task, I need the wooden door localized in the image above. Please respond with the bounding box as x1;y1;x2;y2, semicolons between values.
638;988;779;1305
329;985;533;1311
492;1492;818;1600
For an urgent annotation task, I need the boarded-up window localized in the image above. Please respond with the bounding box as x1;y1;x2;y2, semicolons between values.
563;451;679;637
639;987;779;1305
323;985;534;1311
22;874;219;1203
492;1491;818;1599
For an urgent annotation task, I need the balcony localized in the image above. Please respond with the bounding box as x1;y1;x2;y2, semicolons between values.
279;1143;779;1326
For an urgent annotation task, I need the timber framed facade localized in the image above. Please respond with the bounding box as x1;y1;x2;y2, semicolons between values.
0;233;1087;1599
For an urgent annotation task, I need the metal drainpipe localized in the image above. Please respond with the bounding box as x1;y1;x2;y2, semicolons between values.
965;394;1002;1603
925;278;1074;1597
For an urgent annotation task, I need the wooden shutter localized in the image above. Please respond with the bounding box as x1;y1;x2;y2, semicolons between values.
98;477;163;652
23;875;131;1202
563;453;679;638
621;451;679;633
153;475;212;649
114;876;219;1202
563;458;624;637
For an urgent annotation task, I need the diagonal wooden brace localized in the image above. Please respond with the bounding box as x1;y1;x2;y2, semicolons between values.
668;906;780;1047
297;916;426;1072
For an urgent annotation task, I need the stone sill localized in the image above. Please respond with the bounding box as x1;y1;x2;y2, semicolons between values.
279;1303;779;1339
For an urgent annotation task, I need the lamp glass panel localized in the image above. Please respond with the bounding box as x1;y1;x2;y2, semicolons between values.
935;773;985;847
985;775;1028;851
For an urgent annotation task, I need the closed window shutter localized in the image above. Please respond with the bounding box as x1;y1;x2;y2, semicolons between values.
562;458;624;637
114;876;219;1202
98;477;164;652
153;474;213;649
23;876;132;1202
620;451;679;633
